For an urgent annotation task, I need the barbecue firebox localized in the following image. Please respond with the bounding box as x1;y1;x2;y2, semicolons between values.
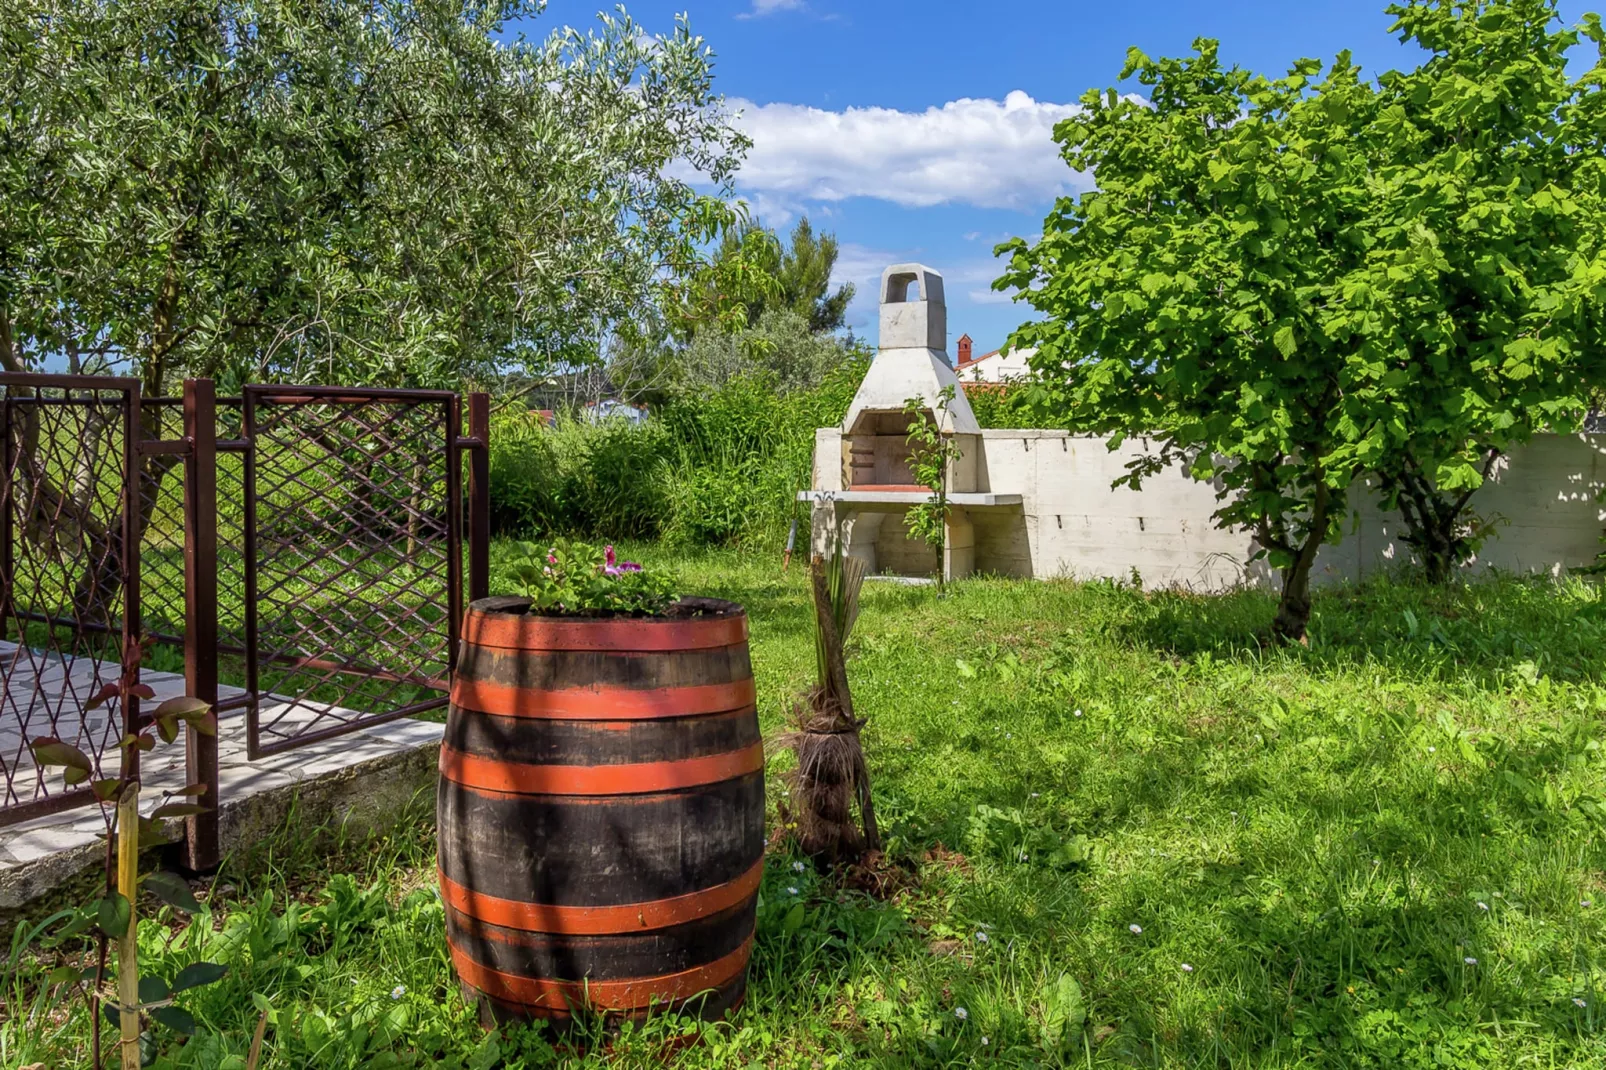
801;264;1022;581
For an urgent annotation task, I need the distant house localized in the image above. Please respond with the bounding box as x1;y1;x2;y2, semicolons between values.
954;334;1035;383
581;399;649;424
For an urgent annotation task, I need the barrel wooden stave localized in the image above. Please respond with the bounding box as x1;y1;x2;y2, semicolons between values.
439;596;762;1026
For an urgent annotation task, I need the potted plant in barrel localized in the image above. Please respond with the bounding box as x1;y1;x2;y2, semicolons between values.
437;539;764;1030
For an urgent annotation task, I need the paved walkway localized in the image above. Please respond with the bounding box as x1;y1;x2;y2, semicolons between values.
1;640;443;900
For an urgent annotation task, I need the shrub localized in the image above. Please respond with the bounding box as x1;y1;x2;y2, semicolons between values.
487;352;868;548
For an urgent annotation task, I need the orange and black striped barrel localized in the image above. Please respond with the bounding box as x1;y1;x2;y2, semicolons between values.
437;596;764;1027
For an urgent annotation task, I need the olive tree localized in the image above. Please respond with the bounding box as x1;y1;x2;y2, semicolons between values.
0;0;749;394
998;0;1606;640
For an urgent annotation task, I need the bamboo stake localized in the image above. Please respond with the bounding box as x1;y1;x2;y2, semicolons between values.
116;783;140;1070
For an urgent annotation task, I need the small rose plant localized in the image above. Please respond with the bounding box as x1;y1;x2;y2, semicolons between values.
509;538;679;616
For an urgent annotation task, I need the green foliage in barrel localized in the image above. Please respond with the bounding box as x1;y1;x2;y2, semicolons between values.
506;538;680;615
997;0;1606;640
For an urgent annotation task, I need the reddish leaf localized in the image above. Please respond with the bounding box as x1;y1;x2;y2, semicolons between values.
150;802;209;819
84;682;120;711
170;783;210;797
128;683;156;700
30;738;92;771
136;733;156;752
138;816;175;845
190;714;218;738
153;696;211;719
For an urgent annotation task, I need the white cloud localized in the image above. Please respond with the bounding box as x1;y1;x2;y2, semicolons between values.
728;90;1092;212
735;0;805;18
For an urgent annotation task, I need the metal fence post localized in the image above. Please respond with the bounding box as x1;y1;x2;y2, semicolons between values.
0;392;11;644
467;392;490;602
182;378;220;871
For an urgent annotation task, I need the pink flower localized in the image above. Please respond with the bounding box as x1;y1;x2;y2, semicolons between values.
604;545;617;568
620;561;642;572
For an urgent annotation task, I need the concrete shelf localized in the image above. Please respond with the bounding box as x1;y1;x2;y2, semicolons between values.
797;489;1023;508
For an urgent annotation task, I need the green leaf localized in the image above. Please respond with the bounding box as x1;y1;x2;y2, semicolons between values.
155;716;180;745
144;871;201;913
171;962;228;992
91;778;125;802
781;902;806;935
29;738;92;772
1037;973;1086;1051
251;991;277;1026
151;1005;197;1034
152;696;211;720
52;911;95;943
44;965;80;988
1273;326;1297;358
138;974;171;1005
96;893;130;937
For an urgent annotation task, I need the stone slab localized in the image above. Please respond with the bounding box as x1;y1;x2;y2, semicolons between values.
0;641;442;912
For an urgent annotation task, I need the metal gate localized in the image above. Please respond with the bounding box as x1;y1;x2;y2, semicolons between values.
2;373;488;868
240;386;488;758
0;374;147;824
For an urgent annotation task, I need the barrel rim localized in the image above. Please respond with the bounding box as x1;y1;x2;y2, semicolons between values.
463;596;749;652
470;595;744;622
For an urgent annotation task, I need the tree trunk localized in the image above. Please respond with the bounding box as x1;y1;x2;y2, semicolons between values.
1386;453;1498;585
1269;482;1333;645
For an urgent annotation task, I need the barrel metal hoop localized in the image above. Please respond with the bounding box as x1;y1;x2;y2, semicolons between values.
438;858;762;935
449;934;754;1012
438;742;764;796
462;611;749;653
448;678;758;721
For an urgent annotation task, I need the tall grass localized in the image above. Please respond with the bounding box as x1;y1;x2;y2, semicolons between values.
7;554;1606;1067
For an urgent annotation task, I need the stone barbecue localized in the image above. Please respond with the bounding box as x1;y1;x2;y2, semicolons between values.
802;264;1023;581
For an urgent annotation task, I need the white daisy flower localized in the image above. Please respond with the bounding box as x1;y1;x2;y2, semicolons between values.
390;985;406;1000
1129;924;1143;934
1464;957;1478;966
1574;998;1588;1009
1477;902;1489;911
954;1007;968;1020
1180;963;1194;973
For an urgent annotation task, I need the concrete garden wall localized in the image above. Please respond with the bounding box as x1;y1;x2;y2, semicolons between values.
811;428;1606;590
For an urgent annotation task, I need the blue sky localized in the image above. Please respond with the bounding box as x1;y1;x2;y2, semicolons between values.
528;0;1596;354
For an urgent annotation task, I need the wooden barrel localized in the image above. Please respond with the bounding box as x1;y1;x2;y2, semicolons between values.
438;596;764;1028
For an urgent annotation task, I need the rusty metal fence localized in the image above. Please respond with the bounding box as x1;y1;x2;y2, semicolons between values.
0;375;146;827
0;374;489;869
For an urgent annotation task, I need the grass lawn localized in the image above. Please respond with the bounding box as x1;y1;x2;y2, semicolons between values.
7;544;1606;1068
